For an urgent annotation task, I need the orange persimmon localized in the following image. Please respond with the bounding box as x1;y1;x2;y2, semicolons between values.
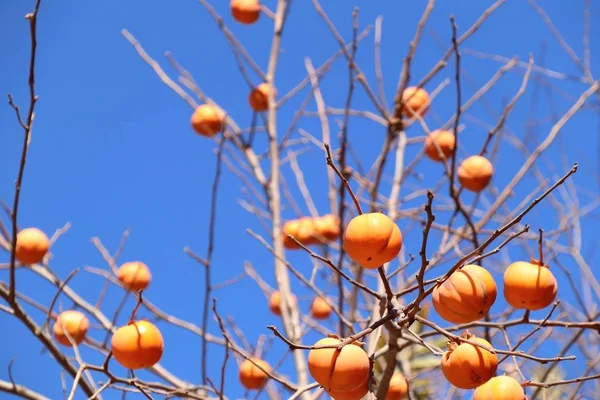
400;86;430;118
268;291;298;316
282;217;317;248
457;155;494;193
15;227;50;264
282;219;301;249
53;310;90;346
329;381;370;400
249;83;277;112
503;260;558;310
239;358;271;390
386;372;408;400
117;261;151;292
343;213;402;269
111;320;164;370
441;332;498;390
432;264;497;324
190;104;225;137
424;130;455;162
231;0;261;25
310;296;333;320
308;337;371;392
313;214;342;242
473;375;526;400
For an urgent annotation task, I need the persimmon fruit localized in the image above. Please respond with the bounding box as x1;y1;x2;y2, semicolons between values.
329;381;370;400
53;310;89;346
282;217;317;248
343;212;402;269
424;130;455;162
307;337;371;392
432;264;497;324
313;214;341;242
268;291;298;316
473;375;526;400
239;358;271;390
400;86;430;118
282;220;301;249
441;332;498;389
190;104;225;137
249;83;277;112
111;320;164;370
457;155;494;193
117;261;151;292
310;296;332;320
386;372;408;400
15;227;49;264
296;217;317;244
503;260;558;310
231;0;261;25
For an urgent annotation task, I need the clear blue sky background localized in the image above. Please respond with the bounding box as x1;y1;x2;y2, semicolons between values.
1;0;599;399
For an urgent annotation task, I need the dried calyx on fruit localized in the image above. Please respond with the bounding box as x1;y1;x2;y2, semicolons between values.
441;330;498;390
307;335;371;395
503;258;558;311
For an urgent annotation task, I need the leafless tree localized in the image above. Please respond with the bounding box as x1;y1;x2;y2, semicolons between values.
2;0;600;399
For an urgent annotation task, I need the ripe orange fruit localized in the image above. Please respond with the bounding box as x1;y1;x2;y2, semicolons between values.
457;155;494;193
190;104;225;137
307;337;371;392
53;310;89;346
473;375;525;400
424;130;455;162
282;217;317;248
231;0;261;25
503;260;558;310
268;291;298;316
239;358;271;390
282;220;301;249
116;261;151;292
313;214;341;242
432;264;497;324
295;217;317;244
329;381;370;400
310;296;332;320
441;332;498;389
15;227;49;264
249;83;277;112
343;213;403;269
111;320;164;370
400;87;430;118
386;372;408;400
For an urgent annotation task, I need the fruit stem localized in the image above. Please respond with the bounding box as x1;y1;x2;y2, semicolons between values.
128;290;144;324
459;330;473;340
447;340;459;351
537;228;544;265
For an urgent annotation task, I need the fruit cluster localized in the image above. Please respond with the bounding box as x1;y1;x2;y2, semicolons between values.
50;260;164;371
188;0;277;138
8;4;554;397
282;214;341;249
268;290;333;320
247;206;557;398
432;259;557;396
402;86;495;193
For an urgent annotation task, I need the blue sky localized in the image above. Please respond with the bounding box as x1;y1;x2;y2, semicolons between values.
1;0;599;399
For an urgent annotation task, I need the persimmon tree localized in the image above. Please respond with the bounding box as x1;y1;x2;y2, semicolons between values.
2;0;600;399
